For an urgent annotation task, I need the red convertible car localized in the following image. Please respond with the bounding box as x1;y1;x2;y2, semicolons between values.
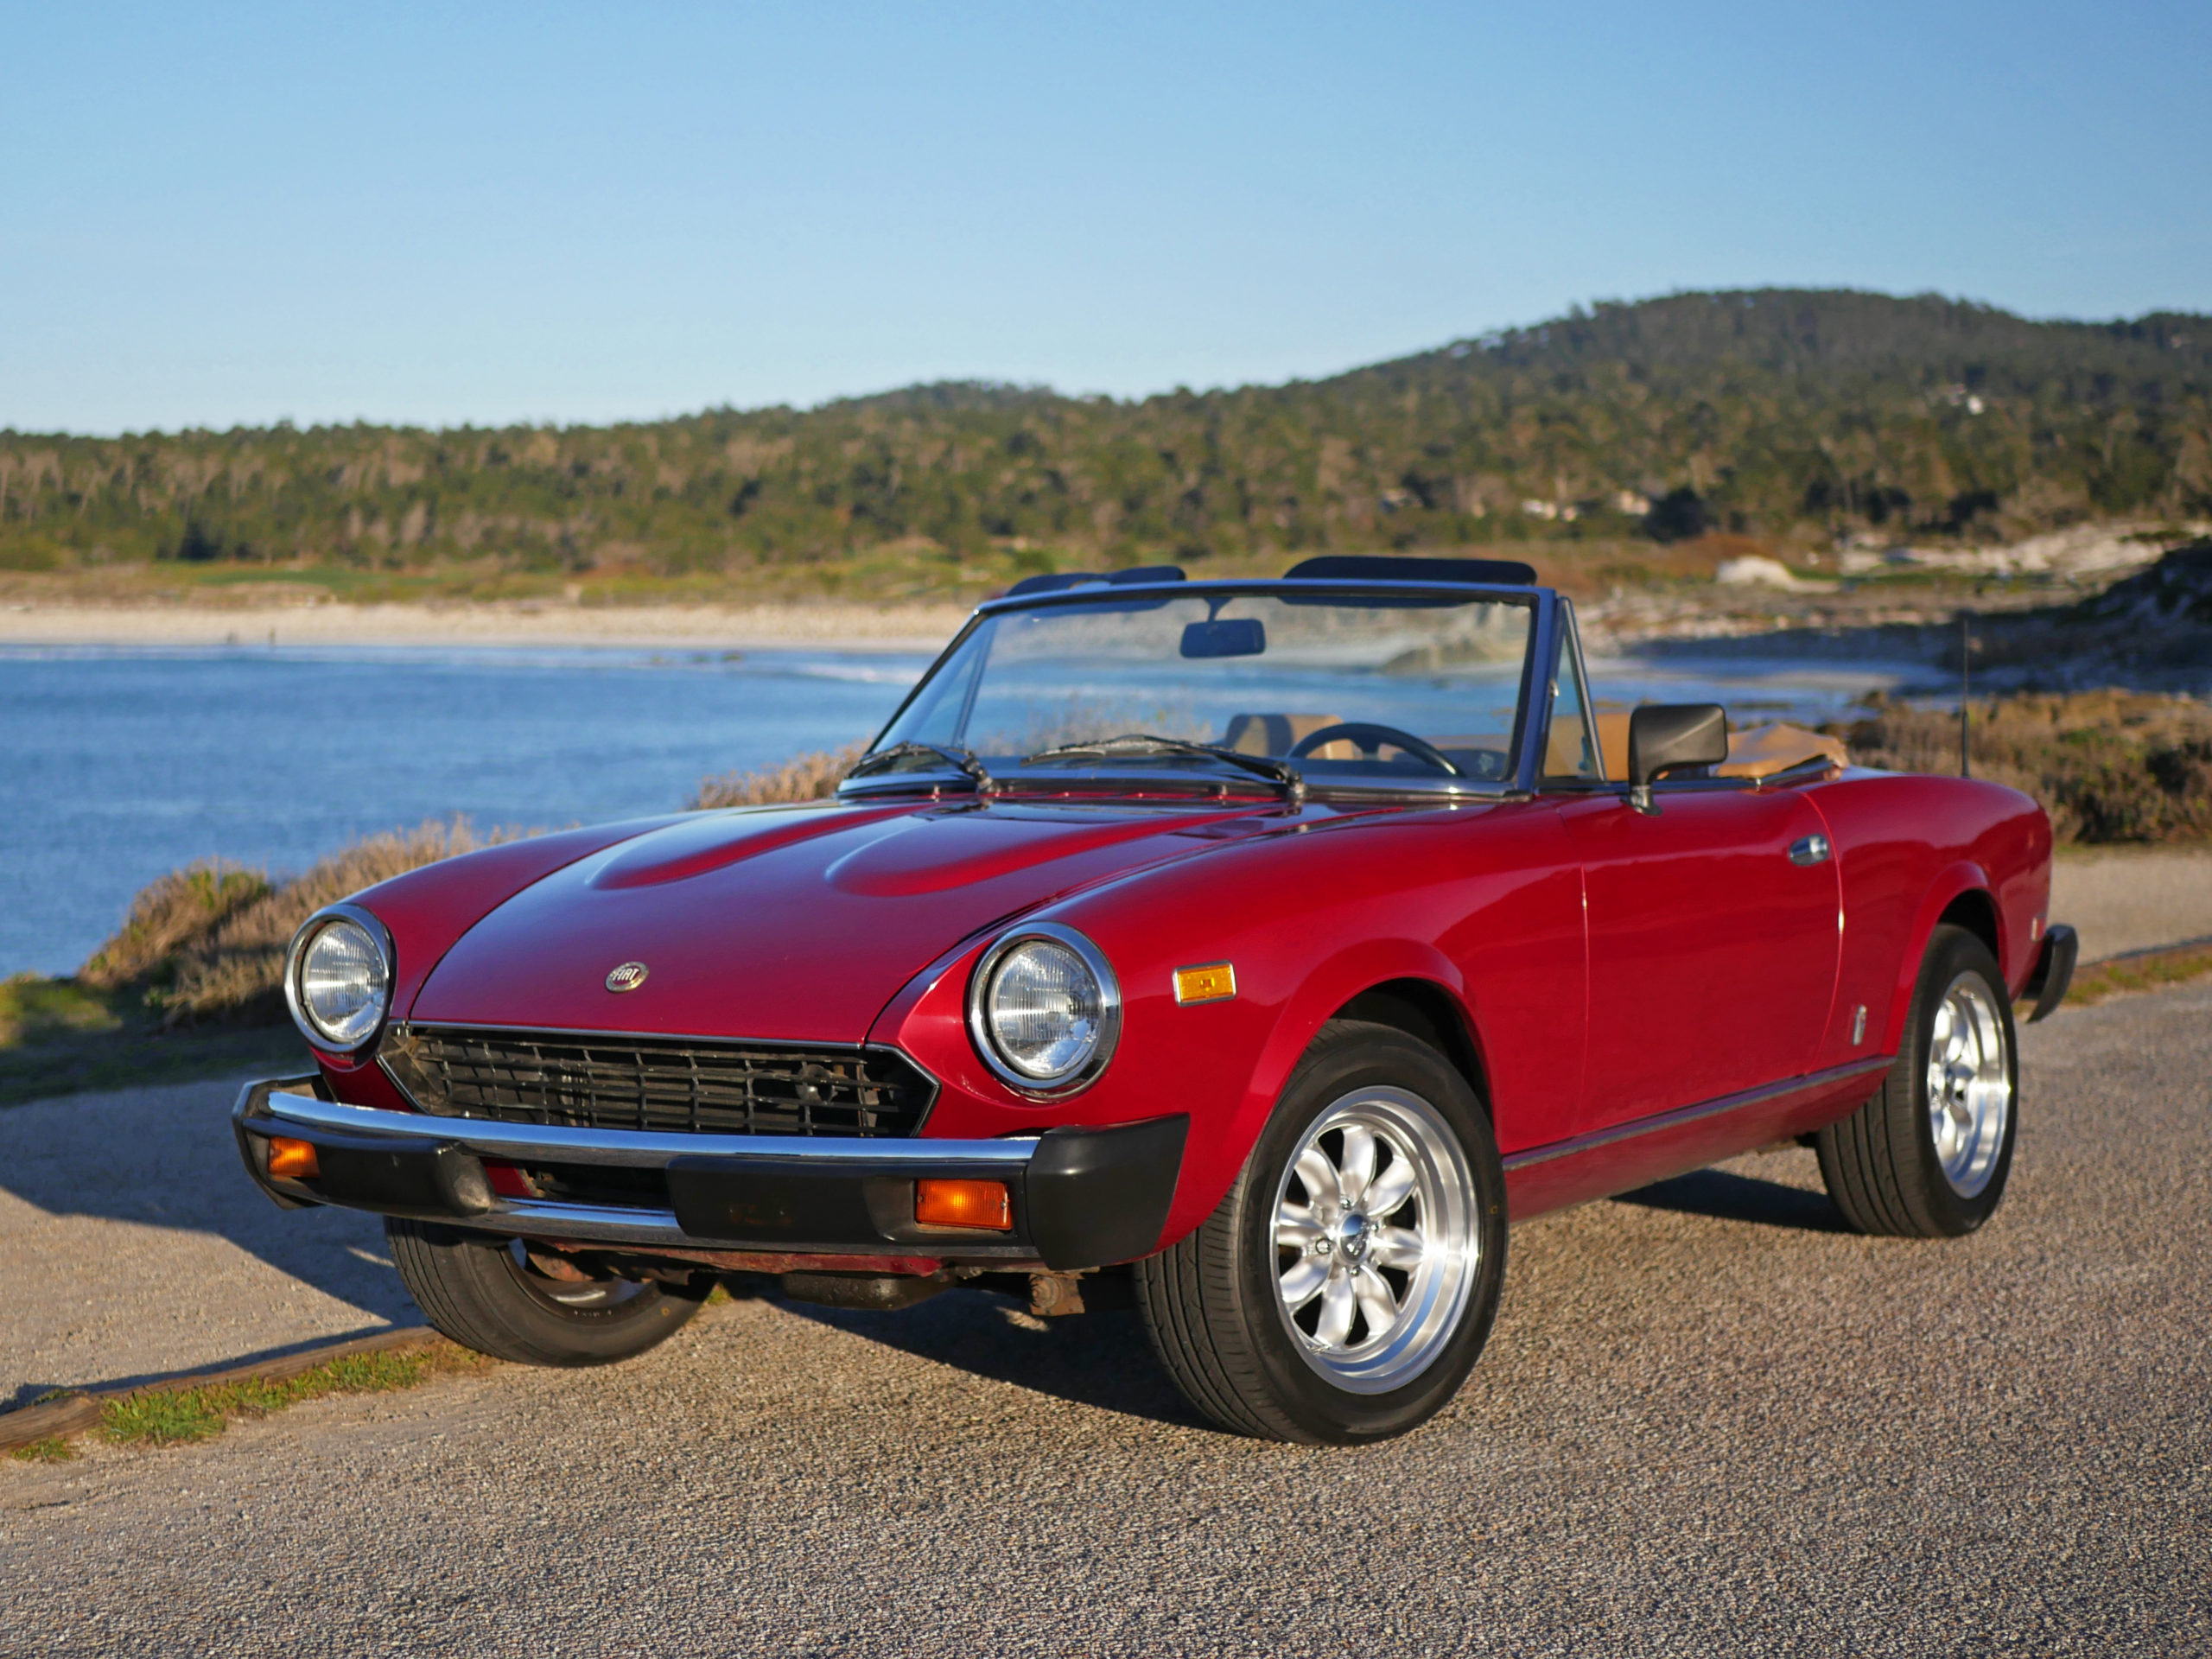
235;557;2077;1443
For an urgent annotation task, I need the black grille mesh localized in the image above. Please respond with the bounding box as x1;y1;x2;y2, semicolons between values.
379;1025;935;1138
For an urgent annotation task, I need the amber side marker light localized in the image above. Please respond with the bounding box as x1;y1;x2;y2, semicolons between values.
915;1179;1012;1230
266;1136;321;1180
1173;962;1236;1005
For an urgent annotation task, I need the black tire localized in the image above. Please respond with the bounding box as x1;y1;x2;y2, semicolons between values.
1135;1020;1508;1445
386;1219;709;1366
1816;924;2019;1238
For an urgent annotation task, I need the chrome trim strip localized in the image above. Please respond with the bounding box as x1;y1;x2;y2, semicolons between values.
1500;1056;1894;1172
1513;590;1563;796
386;1021;937;1065
251;1091;1036;1169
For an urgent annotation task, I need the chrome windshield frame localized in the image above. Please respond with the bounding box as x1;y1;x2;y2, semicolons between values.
848;578;1559;804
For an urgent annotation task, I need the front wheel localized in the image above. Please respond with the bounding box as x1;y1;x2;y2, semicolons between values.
387;1219;709;1366
1136;1020;1508;1444
1816;923;2018;1237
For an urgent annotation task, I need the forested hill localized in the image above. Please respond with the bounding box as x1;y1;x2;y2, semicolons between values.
3;289;2208;592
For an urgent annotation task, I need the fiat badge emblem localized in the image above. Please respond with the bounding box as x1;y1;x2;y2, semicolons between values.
605;961;650;994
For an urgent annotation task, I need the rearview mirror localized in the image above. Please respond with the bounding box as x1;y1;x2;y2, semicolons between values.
1627;703;1728;814
1180;618;1267;659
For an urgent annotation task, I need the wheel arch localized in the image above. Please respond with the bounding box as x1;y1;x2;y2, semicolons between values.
1938;887;2002;963
1155;941;1485;1249
1332;978;1492;1110
1882;861;2003;1052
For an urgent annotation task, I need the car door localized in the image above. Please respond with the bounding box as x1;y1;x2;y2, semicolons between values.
1553;785;1840;1133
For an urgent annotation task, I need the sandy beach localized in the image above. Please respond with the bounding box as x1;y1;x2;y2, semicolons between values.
0;600;974;652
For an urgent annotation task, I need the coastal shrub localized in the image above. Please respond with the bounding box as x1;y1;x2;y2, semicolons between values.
690;742;867;809
76;818;522;1027
79;861;272;989
68;742;874;1032
1837;691;2212;843
154;819;524;1026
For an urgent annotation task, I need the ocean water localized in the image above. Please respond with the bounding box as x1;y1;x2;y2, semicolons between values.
0;642;1935;979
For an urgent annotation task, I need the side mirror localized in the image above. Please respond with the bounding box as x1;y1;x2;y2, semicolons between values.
1627;704;1728;814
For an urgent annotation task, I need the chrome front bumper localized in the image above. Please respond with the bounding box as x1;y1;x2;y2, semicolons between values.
233;1077;1186;1271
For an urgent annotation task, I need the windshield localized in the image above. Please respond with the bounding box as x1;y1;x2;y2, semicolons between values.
871;589;1535;790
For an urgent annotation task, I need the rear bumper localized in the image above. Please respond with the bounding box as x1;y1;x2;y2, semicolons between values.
2023;923;2078;1023
233;1077;1187;1272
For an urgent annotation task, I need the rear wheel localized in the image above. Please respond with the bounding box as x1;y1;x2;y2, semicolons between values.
387;1219;709;1366
1816;924;2018;1237
1136;1020;1507;1444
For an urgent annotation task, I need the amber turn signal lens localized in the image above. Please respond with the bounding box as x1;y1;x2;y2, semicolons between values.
265;1136;321;1180
914;1178;1012;1230
1173;962;1236;1005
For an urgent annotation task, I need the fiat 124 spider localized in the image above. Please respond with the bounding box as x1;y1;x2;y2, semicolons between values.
235;556;2076;1443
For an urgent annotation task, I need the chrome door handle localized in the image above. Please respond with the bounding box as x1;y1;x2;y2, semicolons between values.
1787;834;1832;867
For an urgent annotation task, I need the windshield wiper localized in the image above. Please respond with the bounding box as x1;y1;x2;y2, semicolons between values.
1022;734;1304;803
846;741;996;793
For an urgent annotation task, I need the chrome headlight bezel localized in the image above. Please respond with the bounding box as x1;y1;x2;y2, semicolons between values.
283;903;395;1055
965;923;1122;1099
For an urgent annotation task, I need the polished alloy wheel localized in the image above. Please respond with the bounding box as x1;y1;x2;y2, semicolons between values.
1271;1086;1478;1394
1925;972;2012;1198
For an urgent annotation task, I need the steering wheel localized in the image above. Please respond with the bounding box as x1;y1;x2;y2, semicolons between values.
1287;721;1465;777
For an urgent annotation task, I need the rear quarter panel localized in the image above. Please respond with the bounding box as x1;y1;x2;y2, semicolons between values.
1805;770;2049;1066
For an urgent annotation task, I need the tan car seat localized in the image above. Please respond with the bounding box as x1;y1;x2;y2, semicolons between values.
1224;713;1357;761
1583;709;1842;783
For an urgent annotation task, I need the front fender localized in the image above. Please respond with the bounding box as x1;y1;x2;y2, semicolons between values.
1200;938;1476;1230
874;800;1584;1255
1883;858;1994;1052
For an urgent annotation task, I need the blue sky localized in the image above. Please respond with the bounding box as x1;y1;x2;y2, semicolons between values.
2;1;2205;434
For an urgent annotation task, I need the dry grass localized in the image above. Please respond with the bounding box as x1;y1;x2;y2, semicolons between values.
79;862;271;988
690;742;868;809
1835;691;2212;844
98;1343;484;1446
2065;940;2212;1006
77;817;525;1027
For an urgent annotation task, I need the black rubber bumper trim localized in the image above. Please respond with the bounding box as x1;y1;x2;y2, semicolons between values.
665;1115;1190;1271
1025;1114;1188;1270
233;1076;327;1211
234;1075;494;1219
2024;923;2078;1023
236;1073;1190;1271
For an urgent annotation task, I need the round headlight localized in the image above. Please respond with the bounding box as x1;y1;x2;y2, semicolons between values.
286;913;391;1051
969;925;1122;1094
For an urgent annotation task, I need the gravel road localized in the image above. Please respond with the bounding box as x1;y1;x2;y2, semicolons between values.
0;1077;415;1408
4;981;2207;1656
2051;846;2212;960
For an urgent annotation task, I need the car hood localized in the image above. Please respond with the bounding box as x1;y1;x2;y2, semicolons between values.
406;798;1294;1042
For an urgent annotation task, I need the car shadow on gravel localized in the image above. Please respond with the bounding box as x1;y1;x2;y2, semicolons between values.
780;1291;1206;1430
0;1078;423;1404
1614;1167;1849;1232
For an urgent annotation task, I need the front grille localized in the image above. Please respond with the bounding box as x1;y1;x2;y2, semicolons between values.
378;1024;937;1137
